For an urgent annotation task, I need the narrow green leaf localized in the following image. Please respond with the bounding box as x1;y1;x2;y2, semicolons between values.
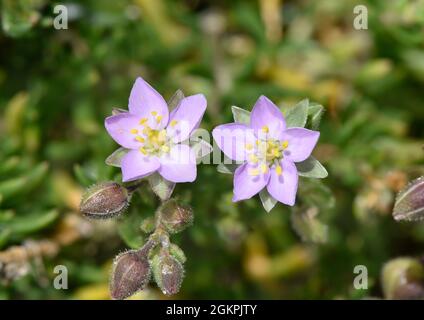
4;209;59;235
296;156;328;179
231;106;251;125
0;162;48;200
285;99;309;128
259;189;277;212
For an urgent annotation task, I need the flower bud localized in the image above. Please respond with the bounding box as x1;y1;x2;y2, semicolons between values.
151;251;184;296
158;199;193;234
80;182;129;219
110;249;151;300
382;257;424;300
393;176;424;221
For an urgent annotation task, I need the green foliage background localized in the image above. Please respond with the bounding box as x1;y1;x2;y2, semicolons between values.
0;0;424;299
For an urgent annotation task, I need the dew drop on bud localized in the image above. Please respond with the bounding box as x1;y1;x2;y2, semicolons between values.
80;182;129;219
151;252;184;296
110;250;151;300
393;176;424;221
158;199;193;234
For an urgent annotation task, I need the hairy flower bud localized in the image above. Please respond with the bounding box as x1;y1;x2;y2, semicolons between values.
151;251;184;296
110;249;151;300
393;176;424;221
80;182;129;219
382;257;424;300
158;199;193;234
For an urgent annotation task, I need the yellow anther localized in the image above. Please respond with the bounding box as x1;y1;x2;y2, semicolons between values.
135;136;145;143
248;154;258;163
170;119;178;127
161;145;170;153
130;129;138;134
143;126;152;135
275;165;282;176
248;168;260;176
281;140;289;149
255;140;260;145
245;143;253;151
139;118;148;125
272;148;280;157
151;111;158;116
139;147;147;155
261;125;269;133
156;115;163;123
260;163;269;174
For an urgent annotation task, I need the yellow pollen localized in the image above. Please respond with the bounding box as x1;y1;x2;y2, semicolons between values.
139;147;147;155
260;163;268;174
245;143;253;151
275;165;282;176
281;140;289;149
261;125;269;133
156;115;163;123
139;118;148;125
248;154;258;163
170;120;178;127
135;136;145;143
255;140;260;145
161;145;170;153
248;168;260;176
151;111;158;116
130;129;138;134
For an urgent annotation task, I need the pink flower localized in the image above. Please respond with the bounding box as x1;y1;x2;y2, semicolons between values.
212;96;320;206
105;77;207;183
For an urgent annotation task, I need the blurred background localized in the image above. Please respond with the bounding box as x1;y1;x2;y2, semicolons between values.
1;0;424;299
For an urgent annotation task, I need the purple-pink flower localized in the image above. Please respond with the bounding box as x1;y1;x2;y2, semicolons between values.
105;77;207;183
212;96;320;206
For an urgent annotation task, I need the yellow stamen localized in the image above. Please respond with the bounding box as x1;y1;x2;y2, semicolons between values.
248;154;258;163
275;165;282;176
248;168;260;176
135;136;145;143
170;120;178;127
260;163;268;174
130;129;138;134
261;125;269;133
139;147;147;155
139;118;148;125
161;145;170;153
151;111;158;116
281;140;289;149
156;115;163;123
245;143;253;151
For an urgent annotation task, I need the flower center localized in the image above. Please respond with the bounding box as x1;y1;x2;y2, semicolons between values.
245;126;289;177
130;112;175;156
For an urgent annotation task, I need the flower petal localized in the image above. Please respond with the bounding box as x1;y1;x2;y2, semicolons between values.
250;95;286;140
167;94;207;143
128;77;169;129
105;113;144;149
232;163;270;202
121;150;160;182
212;123;256;162
158;144;197;183
281;128;320;162
267;159;298;206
